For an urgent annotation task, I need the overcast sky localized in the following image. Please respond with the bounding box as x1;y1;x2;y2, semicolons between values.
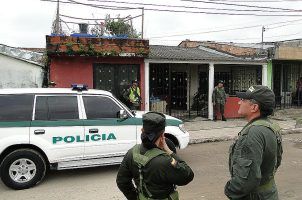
1;0;302;48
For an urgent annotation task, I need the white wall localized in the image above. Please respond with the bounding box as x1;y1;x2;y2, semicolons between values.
188;64;199;110
0;54;43;88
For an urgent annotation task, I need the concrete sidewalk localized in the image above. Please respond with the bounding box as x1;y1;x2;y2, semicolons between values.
185;108;302;144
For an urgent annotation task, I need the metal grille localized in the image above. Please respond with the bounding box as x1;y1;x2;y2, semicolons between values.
231;66;261;95
150;64;189;119
273;61;302;109
150;64;264;120
93;63;140;106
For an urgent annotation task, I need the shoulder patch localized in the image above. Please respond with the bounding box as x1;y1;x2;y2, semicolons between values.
170;157;177;167
248;86;255;92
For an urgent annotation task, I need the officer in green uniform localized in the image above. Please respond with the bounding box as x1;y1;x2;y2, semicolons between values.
116;112;194;200
212;80;227;121
225;85;283;200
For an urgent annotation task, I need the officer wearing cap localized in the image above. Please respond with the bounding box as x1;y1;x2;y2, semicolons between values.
128;80;141;110
116;112;194;200
212;80;227;121
225;85;283;200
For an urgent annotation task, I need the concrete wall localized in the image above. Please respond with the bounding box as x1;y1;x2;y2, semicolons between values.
275;46;302;60
0;54;43;88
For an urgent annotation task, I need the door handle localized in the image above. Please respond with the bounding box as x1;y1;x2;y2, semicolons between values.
34;129;45;135
89;129;98;133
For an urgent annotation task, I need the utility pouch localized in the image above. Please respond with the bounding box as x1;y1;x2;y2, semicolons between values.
169;191;179;200
137;191;179;200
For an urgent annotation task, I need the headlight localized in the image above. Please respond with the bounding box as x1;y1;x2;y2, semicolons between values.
179;124;186;133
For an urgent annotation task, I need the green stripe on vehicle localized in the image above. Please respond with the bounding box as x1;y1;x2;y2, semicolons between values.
0;121;31;127
0;118;181;127
166;119;182;126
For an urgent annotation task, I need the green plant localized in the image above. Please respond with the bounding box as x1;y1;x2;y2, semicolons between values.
110;49;117;56
66;42;74;55
87;43;95;56
105;14;140;38
78;44;86;55
136;48;147;56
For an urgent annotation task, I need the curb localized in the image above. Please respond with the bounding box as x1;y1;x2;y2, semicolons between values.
281;128;302;135
189;136;237;144
189;128;302;145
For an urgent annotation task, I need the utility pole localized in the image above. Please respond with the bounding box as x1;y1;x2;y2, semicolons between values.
261;26;266;49
141;7;144;39
52;0;62;34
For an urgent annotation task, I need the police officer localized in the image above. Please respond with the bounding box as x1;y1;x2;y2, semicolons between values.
116;112;194;200
212;80;227;121
128;80;141;110
225;85;283;200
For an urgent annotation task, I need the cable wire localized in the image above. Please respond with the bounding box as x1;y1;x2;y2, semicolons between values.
86;0;301;13
149;18;302;39
42;0;302;16
180;0;302;11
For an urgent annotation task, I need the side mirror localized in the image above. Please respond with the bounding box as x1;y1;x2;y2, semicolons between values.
119;110;128;119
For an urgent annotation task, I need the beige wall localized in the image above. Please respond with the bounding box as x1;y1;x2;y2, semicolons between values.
276;47;302;60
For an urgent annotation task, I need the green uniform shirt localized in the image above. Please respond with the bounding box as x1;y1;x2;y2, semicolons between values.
212;87;227;105
225;118;283;200
116;144;194;200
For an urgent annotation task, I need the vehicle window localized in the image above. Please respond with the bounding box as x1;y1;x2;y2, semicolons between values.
0;94;34;121
83;96;121;119
35;96;78;120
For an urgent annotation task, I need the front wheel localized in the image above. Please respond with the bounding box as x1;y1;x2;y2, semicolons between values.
0;149;46;190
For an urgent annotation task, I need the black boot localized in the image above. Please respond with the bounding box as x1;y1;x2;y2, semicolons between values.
213;116;217;121
222;115;227;121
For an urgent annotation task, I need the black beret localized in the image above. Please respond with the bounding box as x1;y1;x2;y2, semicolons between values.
142;112;166;142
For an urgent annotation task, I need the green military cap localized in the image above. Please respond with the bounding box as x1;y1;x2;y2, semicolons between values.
142;112;166;142
236;85;275;109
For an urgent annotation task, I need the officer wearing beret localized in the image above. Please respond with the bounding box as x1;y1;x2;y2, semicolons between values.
116;112;194;200
225;85;283;200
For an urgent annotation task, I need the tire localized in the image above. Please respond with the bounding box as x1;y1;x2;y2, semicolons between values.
165;138;177;154
0;149;46;190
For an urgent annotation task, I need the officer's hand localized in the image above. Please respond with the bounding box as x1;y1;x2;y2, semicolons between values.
160;136;173;155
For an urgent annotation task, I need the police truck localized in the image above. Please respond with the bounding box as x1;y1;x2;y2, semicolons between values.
0;85;190;190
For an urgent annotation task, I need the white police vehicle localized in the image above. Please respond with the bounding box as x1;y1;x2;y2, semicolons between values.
0;85;190;190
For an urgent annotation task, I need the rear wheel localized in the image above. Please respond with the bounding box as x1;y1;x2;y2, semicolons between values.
165;138;177;154
0;149;46;190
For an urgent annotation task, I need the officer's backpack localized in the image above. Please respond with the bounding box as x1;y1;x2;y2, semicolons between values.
132;144;179;200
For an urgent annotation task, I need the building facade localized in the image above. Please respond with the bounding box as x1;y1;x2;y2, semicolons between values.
0;44;44;88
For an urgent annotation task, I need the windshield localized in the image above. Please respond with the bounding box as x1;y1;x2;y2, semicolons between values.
112;94;134;115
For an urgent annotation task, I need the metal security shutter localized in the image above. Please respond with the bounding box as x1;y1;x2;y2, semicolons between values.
93;64;140;105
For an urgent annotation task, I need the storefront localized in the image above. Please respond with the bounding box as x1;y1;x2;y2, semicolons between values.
46;35;148;110
145;45;268;120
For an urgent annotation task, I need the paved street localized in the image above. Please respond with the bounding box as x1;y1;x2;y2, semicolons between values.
1;133;301;200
